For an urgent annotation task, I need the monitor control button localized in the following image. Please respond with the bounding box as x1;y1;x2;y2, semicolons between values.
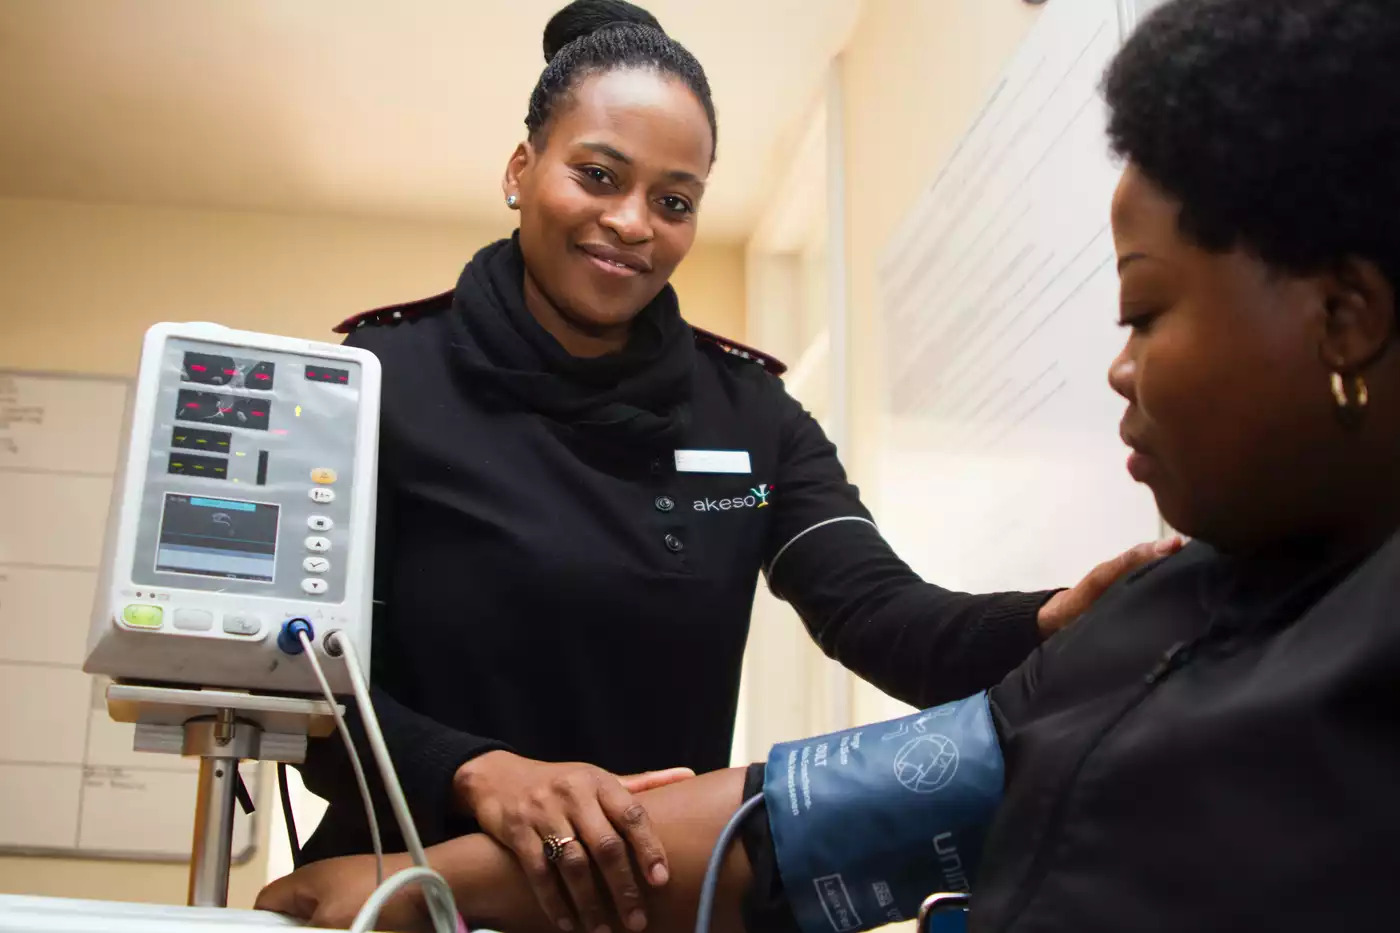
172;608;214;631
120;604;163;630
222;613;262;636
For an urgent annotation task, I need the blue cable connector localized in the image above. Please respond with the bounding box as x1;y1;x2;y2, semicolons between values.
278;617;315;655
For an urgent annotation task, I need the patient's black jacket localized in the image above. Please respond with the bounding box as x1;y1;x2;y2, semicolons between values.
744;535;1400;932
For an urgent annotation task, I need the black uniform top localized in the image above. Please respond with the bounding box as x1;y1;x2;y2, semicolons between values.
741;535;1400;933
299;237;1054;861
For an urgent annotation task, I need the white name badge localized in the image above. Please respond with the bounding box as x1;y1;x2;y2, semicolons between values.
675;449;752;474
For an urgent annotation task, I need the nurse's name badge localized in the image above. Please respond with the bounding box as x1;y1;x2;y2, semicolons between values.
674;449;752;474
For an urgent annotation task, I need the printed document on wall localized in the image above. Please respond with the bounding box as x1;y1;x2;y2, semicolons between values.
875;0;1160;596
0;370;261;861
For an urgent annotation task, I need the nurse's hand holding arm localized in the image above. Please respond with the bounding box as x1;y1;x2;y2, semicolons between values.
259;768;753;933
300;692;693;933
453;752;694;933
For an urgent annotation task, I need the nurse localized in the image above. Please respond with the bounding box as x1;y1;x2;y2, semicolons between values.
295;1;1168;930
261;1;1400;930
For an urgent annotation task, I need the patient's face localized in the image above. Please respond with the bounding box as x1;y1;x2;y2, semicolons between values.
1107;165;1345;552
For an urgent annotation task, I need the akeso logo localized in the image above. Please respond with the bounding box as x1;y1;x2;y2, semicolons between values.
694;483;774;512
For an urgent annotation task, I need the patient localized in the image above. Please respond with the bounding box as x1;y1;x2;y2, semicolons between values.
258;0;1400;930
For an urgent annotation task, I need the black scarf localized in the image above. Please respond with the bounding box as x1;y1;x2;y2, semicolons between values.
445;235;694;446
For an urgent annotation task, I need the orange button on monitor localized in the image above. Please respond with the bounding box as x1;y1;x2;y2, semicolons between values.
311;468;338;484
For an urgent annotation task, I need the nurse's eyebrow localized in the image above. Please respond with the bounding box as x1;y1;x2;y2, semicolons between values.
580;142;705;187
582;142;631;164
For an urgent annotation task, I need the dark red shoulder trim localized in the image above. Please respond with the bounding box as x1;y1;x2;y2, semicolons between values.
333;290;454;334
692;326;787;376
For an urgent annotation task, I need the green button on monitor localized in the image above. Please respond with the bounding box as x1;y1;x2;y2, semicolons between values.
122;604;164;628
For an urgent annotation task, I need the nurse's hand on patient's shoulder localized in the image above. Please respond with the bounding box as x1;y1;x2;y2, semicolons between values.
454;750;694;933
1036;536;1184;637
256;851;426;932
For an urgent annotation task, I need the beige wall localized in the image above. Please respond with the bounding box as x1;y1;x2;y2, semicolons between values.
0;196;743;906
0;198;745;376
0;779;276;909
674;240;746;340
838;0;1042;724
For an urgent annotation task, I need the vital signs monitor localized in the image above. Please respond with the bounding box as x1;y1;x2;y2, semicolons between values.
84;322;381;694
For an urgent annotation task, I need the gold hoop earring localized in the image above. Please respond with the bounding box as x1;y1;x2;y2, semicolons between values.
1331;371;1369;427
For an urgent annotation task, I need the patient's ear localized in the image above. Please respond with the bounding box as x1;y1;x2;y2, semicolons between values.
1317;257;1395;372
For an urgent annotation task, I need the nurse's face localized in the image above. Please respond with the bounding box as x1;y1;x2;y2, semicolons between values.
504;68;712;342
1108;164;1399;554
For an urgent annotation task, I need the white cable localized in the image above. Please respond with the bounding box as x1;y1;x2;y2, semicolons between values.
296;629;385;885
328;629;459;933
348;866;459;933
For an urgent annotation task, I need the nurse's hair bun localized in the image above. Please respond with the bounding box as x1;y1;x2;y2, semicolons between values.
528;0;716;161
542;0;665;64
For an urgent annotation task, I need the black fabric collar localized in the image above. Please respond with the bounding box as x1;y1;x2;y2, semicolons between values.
444;234;694;447
1195;536;1373;633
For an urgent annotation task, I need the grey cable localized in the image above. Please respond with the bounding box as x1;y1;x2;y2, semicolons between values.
348;866;459;933
329;630;459;933
695;794;766;933
296;629;384;885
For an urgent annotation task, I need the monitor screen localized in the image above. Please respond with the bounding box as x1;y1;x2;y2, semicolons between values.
154;494;279;582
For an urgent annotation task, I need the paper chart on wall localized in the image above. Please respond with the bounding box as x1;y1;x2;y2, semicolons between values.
0;369;260;862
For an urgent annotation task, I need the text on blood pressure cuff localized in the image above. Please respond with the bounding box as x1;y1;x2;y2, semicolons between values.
762;693;1004;933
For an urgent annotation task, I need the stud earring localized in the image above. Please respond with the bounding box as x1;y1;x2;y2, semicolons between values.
506;194;519;209
1331;371;1369;428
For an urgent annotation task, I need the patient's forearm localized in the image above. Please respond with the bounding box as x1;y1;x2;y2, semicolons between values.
429;767;755;933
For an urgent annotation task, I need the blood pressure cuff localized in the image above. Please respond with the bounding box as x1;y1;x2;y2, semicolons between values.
758;693;1003;933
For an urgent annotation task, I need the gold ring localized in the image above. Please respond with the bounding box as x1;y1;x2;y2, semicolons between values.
542;833;577;864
